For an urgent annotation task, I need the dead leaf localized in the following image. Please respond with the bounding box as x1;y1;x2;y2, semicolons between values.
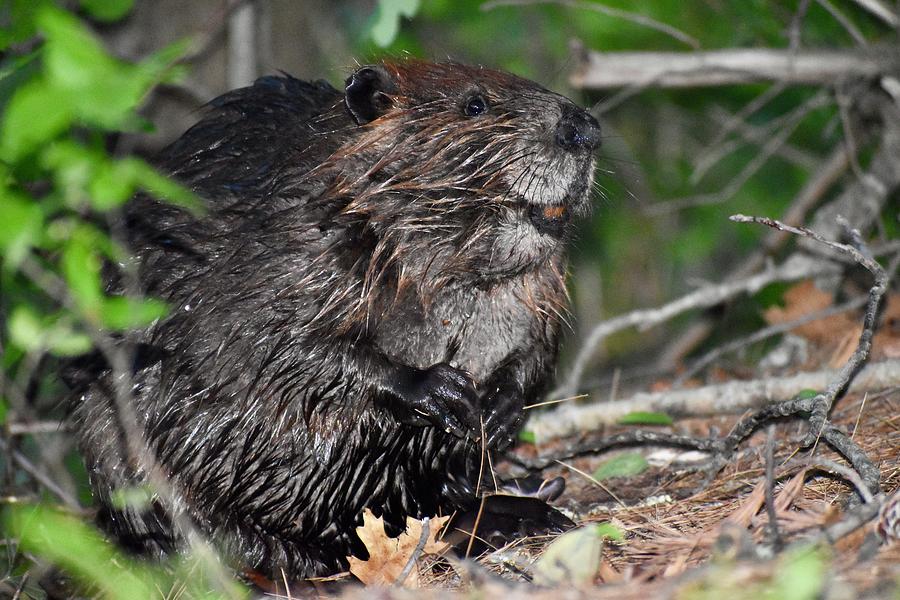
347;509;450;587
764;280;863;367
873;293;900;360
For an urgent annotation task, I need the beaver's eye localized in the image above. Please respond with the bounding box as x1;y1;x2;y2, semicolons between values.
464;94;488;117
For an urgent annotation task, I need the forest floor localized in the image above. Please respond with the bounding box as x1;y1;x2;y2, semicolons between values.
328;382;899;600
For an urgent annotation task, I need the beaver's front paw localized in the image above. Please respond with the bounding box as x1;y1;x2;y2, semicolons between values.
480;380;525;450
390;363;479;438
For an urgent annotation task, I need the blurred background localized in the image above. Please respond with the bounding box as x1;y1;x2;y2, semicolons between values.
4;0;898;410
92;0;897;389
2;1;899;595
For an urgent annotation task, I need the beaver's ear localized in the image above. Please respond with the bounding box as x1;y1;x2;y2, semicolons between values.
345;65;396;125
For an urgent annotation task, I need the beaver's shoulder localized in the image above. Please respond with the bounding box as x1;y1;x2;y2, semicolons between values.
157;75;344;197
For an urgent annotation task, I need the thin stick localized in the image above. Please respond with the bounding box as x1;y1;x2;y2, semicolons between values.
465;497;487;559
396;516;430;586
764;425;782;550
673;294;869;387
482;0;699;48
0;437;80;509
815;0;868;46
556;253;842;399
730;215;888;443
848;0;899;26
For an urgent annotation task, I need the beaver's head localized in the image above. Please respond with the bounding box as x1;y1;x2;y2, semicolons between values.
325;60;599;283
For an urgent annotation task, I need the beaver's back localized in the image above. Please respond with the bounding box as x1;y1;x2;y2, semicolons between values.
68;60;599;579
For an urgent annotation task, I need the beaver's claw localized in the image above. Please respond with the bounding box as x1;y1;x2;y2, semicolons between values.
390;362;479;438
480;380;525;450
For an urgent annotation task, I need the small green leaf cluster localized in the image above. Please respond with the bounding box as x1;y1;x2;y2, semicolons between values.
1;1;197;362
1;3;240;597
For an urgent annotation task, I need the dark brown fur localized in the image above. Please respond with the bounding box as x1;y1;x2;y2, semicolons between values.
66;60;599;578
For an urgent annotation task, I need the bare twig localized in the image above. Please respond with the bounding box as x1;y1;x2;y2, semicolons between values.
847;0;899;26
647;92;830;215
570;47;898;89
803;101;900;248
226;0;258;88
691;105;819;184
556;253;841;399
0;437;80;509
730;215;888;444
733;143;854;277
6;421;68;436
396;516;430;586
672;294;869;387
481;0;699;48
655;142;853;370
789;0;812;49
815;0;868;46
821;497;883;543
785;456;876;503
706;83;788;151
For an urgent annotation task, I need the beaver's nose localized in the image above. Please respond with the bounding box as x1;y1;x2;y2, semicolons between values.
555;105;601;152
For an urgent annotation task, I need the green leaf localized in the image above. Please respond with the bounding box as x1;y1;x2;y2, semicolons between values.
8;305;45;352
518;429;536;444
79;0;134;22
110;485;153;511
0;397;7;425
62;229;103;318
0;0;49;51
770;546;826;600
370;0;421;47
593;453;649;480
618;411;673;426
532;524;607;586
0;78;73;161
5;504;163;600
100;296;167;330
0;192;43;268
89;160;137;210
46;327;92;356
594;522;625;542
128;158;202;212
42;140;95;208
8;306;92;356
37;6;153;130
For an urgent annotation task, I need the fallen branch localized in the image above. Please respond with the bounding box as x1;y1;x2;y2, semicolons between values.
570;47;899;89
530;358;900;443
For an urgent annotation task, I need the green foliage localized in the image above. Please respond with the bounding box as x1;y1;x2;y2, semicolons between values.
6;504;166;599
0;2;221;597
0;4;198;361
618;411;674;426
368;0;421;47
593;452;650;480
678;545;827;600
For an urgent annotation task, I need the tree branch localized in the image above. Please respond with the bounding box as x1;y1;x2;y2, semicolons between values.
570;47;899;89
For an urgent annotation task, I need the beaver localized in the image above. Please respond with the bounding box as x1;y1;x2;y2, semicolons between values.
67;59;600;578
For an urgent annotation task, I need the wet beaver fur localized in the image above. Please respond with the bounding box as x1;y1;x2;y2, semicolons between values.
68;60;600;578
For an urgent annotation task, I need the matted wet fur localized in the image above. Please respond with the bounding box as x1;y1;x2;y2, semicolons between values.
66;59;600;577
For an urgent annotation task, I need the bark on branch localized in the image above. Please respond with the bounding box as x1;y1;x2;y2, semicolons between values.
571;47;900;89
528;359;900;443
